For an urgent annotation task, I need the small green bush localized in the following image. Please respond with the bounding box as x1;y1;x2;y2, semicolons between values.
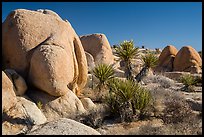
36;101;43;110
180;74;198;92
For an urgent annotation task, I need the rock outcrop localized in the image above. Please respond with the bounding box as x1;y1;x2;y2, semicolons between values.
27;118;101;135
155;45;178;72
80;33;114;65
27;89;86;122
2;96;47;135
4;69;27;96
2;71;17;113
85;51;95;72
173;46;202;73
2;9;88;97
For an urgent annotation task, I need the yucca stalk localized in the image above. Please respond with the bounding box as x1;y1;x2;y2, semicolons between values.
135;51;158;82
92;64;115;92
115;40;139;80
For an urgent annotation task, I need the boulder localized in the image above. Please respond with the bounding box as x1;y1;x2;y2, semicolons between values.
27;89;86;122
155;45;178;72
173;46;202;73
2;9;88;97
2;71;17;113
80;33;114;65
85;51;95;72
4;69;27;96
2;96;47;135
27;118;101;135
80;98;96;111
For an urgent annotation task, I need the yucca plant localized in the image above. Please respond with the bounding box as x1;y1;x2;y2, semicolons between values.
92;64;115;92
115;40;139;80
105;78;152;122
135;51;158;82
180;74;198;92
133;87;152;111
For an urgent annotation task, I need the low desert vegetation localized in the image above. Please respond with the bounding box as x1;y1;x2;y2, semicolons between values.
105;78;152;122
180;74;198;92
114;40;140;80
81;40;201;135
135;51;159;82
142;74;175;88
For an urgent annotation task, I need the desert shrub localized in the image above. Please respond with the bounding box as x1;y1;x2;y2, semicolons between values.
180;74;198;92
161;95;193;124
130;116;202;135
105;78;152;122
77;105;110;129
143;75;175;88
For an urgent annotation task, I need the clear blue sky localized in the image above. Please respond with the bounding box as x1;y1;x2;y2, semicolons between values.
2;2;202;51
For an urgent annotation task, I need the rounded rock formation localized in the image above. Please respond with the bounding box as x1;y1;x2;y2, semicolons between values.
173;46;202;73
2;9;88;96
155;45;178;72
80;33;114;65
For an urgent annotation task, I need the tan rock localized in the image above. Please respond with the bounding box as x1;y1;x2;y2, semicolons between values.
80;33;114;65
27;89;86;122
173;46;202;73
27;118;101;135
2;96;47;135
4;69;27;96
155;45;178;72
2;9;87;96
85;51;95;72
2;71;17;113
80;98;96;111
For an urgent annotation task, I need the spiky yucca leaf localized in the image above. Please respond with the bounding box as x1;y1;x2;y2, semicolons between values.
133;87;152;111
141;51;158;68
92;64;115;90
115;40;139;61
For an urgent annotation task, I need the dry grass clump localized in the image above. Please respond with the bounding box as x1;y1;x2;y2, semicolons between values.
143;74;175;88
129;114;202;135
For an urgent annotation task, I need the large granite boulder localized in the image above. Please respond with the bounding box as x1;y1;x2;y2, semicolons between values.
174;46;202;73
27;118;101;135
2;9;88;97
80;33;114;65
27;89;86;122
155;45;178;72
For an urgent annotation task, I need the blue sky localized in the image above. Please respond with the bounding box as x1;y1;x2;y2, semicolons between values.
2;2;202;51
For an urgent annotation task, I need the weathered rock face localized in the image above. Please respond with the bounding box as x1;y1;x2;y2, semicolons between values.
85;51;95;72
4;69;27;96
27;118;101;135
173;46;202;73
2;9;88;97
2;96;47;135
155;45;178;72
27;89;86;122
80;98;96;111
2;71;17;113
80;33;114;65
